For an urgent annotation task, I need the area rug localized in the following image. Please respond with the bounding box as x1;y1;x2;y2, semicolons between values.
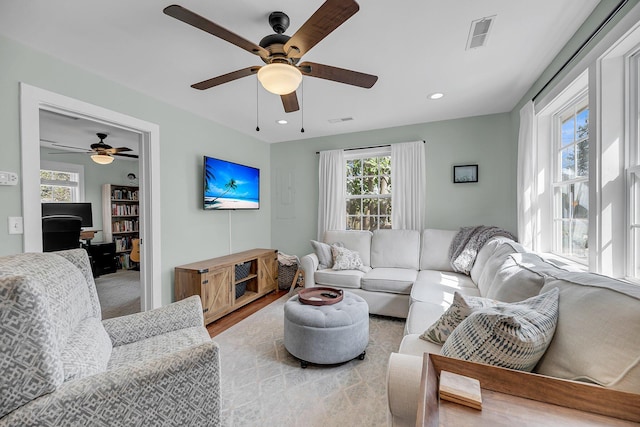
214;294;405;426
95;269;141;319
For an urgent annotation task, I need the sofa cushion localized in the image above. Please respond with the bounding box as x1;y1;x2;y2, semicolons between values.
475;242;521;297
419;229;457;271
370;229;420;269
535;273;640;392
331;246;367;272
470;238;520;285
324;230;372;266
314;269;365;289
310;240;342;269
441;288;559;372
60;317;113;381
411;270;477;305
361;268;417;295
421;292;498;345
108;326;211;370
404;301;447;336
483;253;547;303
398;334;443;357
0;274;64;418
0;252;94;350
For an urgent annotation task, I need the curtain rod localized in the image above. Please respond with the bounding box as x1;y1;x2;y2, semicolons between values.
315;140;424;154
532;0;628;102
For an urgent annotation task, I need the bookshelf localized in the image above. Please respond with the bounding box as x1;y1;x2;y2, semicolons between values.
102;184;139;270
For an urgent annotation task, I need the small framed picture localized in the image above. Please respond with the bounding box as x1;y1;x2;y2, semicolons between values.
453;165;478;183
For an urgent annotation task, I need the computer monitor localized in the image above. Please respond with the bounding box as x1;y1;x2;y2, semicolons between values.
41;202;93;228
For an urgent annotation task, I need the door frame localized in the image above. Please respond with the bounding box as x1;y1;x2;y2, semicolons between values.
20;83;162;310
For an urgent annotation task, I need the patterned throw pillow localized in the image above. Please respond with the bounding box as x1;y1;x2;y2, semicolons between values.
331;246;367;272
441;288;559;372
310;240;343;269
420;292;499;344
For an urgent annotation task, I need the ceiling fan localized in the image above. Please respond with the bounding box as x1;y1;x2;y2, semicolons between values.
46;133;138;164
163;0;378;113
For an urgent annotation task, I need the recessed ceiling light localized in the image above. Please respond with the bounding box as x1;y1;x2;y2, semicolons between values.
276;119;288;125
428;92;444;100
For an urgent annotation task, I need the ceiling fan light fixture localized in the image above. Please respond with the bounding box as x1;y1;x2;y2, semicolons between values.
91;154;114;165
257;63;302;95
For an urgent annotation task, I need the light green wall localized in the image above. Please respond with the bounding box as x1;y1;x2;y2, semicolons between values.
0;35;271;305
270;113;515;257
40;148;138;235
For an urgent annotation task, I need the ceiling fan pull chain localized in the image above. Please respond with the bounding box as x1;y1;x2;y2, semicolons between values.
300;79;305;133
255;78;260;132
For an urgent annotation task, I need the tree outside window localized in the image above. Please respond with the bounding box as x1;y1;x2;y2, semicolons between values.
346;155;391;231
40;169;79;202
553;98;589;261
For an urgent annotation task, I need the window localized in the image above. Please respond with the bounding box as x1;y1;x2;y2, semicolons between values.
628;54;640;280
552;95;589;262
40;160;84;202
345;149;391;231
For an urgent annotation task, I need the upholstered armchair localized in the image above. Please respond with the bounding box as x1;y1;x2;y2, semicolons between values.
0;249;220;426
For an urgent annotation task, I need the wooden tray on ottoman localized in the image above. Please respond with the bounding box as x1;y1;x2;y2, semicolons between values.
298;287;343;305
417;353;640;427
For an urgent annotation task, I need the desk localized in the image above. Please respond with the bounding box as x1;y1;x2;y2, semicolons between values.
80;229;101;244
87;242;117;277
417;353;640;426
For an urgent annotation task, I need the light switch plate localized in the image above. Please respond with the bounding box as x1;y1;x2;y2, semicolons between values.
8;217;23;234
0;171;18;186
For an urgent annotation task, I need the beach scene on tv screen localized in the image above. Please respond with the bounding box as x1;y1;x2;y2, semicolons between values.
204;157;260;210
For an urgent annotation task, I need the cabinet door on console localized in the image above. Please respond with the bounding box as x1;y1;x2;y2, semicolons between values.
202;267;233;323
257;251;278;294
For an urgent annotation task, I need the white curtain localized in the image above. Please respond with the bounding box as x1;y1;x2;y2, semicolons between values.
517;101;537;250
391;141;427;230
317;149;346;240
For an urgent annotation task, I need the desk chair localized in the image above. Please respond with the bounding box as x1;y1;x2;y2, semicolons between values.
42;215;82;252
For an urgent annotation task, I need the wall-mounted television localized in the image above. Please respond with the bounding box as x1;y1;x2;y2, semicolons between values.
203;156;260;210
41;202;93;227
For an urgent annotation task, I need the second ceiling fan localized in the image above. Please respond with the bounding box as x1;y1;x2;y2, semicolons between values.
163;0;378;113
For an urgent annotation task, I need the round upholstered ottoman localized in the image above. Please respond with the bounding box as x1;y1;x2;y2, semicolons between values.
284;291;369;368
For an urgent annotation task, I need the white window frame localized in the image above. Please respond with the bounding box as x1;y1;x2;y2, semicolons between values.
40;160;85;202
551;94;589;264
344;147;392;231
627;53;640;281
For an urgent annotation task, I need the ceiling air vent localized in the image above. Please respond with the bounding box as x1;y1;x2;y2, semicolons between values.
328;117;354;124
466;15;496;50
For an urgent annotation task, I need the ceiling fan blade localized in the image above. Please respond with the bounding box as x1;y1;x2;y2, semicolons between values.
192;66;260;90
281;92;300;113
113;152;139;159
105;147;133;154
299;62;377;88
43;141;88;151
163;5;269;58
284;0;359;59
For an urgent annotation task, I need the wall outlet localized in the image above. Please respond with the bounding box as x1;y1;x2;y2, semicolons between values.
8;217;23;234
0;171;18;186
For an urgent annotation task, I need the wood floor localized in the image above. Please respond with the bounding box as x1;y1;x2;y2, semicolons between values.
206;290;288;338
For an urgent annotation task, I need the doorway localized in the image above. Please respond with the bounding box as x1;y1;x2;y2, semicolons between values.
20;83;162;310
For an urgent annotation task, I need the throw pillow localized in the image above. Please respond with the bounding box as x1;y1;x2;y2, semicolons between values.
311;240;343;269
441;288;559;372
420;292;499;344
331;246;366;272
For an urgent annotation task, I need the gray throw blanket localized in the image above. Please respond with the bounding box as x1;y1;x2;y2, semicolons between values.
449;225;517;275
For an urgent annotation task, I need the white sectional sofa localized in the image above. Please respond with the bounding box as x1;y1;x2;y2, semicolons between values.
301;229;640;427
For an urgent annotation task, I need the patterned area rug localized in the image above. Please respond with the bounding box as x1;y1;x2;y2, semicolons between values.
215;294;405;426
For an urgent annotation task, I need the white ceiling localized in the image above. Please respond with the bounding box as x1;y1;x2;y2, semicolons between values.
39;110;140;159
1;0;600;144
